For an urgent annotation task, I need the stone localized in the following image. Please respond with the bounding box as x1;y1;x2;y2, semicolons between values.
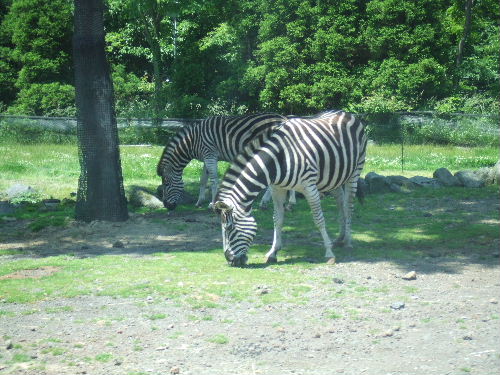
474;167;497;186
390;302;405;310
409;176;443;189
433;168;460;187
170;366;180;374
455;170;485;188
402;271;417;280
113;240;125;248
365;172;391;194
0;201;15;215
4;184;37;201
129;186;164;209
493;161;500;185
332;277;344;284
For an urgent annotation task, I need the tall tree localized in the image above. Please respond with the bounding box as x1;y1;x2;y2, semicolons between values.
73;0;128;222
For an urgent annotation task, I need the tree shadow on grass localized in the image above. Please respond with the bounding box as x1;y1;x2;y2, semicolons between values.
1;187;498;276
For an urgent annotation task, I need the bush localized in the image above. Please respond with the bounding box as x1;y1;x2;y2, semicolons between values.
6;83;76;117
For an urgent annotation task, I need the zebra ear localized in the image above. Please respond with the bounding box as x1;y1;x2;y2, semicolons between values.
214;201;233;212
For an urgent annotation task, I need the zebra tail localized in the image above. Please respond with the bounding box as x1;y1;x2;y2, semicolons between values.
356;179;365;205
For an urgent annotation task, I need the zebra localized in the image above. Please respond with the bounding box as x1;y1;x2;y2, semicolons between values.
213;110;367;266
156;113;288;210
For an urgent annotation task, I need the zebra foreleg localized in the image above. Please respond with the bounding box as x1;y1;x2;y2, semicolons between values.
195;166;209;207
205;159;219;209
285;190;297;211
303;185;335;263
259;187;272;209
265;186;287;264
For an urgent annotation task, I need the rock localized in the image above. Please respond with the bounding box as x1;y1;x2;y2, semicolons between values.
4;184;36;200
462;335;473;341
113;240;125;248
6;341;13;350
409;176;443;189
332;277;344;284
0;201;15;215
390;302;405;310
170;366;180;374
489;298;498;304
402;271;417;280
365;172;391;194
455;170;485;188
433;168;460;187
474;167;497;186
493;161;500;185
382;329;394;337
129;186;164;209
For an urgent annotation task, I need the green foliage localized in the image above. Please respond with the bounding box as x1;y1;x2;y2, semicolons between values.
6;83;75;116
0;0;498;116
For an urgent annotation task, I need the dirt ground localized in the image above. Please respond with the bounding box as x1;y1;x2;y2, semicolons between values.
0;198;499;375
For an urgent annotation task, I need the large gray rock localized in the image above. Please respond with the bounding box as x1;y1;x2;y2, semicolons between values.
4;184;36;199
129;186;164;209
0;201;15;215
474;167;498;186
494;161;500;185
409;176;443;189
433;168;460;187
365;172;391;194
455;170;485;188
386;175;418;193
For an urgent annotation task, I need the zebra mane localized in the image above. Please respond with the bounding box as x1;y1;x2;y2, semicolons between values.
156;125;195;176
217;122;282;206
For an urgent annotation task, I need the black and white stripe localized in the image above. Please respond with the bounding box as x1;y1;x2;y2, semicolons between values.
156;113;286;210
214;110;367;266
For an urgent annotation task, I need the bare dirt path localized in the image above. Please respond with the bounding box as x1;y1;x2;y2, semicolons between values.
1;199;499;375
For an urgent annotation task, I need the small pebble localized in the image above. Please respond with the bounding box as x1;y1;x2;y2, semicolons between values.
113;240;124;248
489;298;498;304
170;367;180;374
402;271;417;280
333;278;344;284
391;302;405;310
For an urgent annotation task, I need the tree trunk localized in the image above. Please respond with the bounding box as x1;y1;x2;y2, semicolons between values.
73;0;128;222
456;0;474;67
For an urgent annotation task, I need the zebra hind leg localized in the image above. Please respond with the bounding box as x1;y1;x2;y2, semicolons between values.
264;187;287;264
195;165;209;207
259;187;272;209
303;185;335;264
285;190;297;211
332;187;346;248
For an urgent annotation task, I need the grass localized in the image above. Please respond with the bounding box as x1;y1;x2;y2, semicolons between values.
0;142;498;306
0;143;497;199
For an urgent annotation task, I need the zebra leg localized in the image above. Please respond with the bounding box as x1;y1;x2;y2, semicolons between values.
302;185;335;263
195;165;209;207
285;190;297;211
259;187;272;209
332;187;346;247
265;186;287;264
342;177;359;250
205;158;219;208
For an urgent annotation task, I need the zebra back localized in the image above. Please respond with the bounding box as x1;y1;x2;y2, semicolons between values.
217;111;367;210
157;113;286;177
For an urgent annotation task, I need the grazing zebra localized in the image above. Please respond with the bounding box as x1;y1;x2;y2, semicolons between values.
214;111;367;266
156;113;287;210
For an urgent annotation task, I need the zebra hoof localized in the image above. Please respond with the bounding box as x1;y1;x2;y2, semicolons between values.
265;256;277;264
325;257;336;265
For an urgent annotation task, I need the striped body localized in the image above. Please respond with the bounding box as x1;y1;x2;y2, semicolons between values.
156;113;286;209
214;111;367;266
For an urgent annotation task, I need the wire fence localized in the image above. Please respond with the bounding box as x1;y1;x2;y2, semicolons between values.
1;112;498;172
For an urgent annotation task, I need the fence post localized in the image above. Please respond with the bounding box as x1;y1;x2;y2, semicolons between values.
398;114;404;174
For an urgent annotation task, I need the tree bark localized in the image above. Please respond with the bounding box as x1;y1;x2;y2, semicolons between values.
456;0;474;67
73;0;128;222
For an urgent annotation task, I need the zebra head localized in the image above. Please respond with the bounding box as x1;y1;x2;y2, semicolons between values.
214;200;257;267
159;166;184;210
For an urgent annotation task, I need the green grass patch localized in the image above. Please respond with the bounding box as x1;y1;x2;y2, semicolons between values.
95;353;113;362
207;334;229;344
